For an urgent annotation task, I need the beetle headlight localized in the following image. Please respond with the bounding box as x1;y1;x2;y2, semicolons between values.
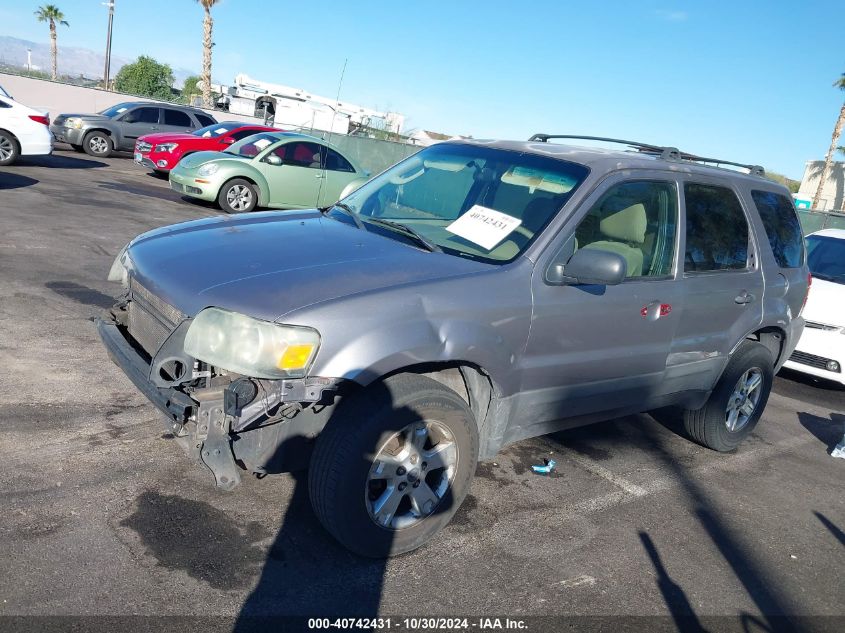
107;243;130;288
197;162;219;177
184;308;320;379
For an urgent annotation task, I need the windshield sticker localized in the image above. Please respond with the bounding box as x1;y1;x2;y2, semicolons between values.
501;166;577;194
201;131;212;137
116;107;127;113
214;127;228;135
446;205;522;250
252;138;272;150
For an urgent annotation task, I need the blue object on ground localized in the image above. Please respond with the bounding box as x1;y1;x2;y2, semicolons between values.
532;458;556;474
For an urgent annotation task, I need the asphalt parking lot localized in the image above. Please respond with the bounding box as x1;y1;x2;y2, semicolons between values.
1;148;844;630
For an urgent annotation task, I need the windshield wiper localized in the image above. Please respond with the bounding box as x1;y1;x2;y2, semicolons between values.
364;217;442;252
321;202;365;230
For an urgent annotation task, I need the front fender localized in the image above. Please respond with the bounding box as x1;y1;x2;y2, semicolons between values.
292;266;534;399
217;162;271;206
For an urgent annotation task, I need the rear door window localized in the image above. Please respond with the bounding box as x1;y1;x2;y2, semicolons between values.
163;109;192;127
750;190;805;268
195;113;216;127
684;183;750;272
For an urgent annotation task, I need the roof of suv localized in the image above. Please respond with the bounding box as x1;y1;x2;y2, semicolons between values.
452;138;775;187
115;101;208;113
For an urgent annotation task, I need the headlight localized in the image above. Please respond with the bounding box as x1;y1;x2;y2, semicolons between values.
197;163;220;177
184;308;320;379
107;243;130;287
156;142;178;153
65;117;83;129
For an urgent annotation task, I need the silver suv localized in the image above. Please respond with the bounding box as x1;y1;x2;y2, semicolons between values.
97;134;809;556
50;101;216;157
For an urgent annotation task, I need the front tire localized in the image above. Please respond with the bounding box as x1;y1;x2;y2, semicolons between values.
82;131;113;158
309;374;478;557
0;130;20;166
217;178;258;213
683;340;774;452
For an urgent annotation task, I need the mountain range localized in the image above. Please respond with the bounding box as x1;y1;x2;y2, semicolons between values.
0;35;195;85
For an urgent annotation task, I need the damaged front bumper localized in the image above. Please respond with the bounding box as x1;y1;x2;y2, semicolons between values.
96;315;342;490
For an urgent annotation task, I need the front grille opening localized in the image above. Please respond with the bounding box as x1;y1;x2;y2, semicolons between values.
159;360;187;382
789;350;840;372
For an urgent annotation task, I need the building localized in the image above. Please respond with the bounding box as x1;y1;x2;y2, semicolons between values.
407;129;470;147
798;160;845;212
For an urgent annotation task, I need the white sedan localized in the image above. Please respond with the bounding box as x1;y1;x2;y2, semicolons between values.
783;228;845;386
0;85;52;166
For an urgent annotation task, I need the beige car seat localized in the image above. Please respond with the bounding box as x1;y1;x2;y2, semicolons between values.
584;202;647;277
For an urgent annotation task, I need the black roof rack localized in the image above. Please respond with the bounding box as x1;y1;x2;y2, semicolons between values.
528;134;765;177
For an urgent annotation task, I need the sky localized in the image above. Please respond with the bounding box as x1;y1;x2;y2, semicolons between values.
0;0;842;179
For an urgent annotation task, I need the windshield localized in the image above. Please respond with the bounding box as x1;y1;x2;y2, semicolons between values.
193;122;239;138
99;103;133;117
0;85;10;99
807;234;845;284
224;133;280;158
335;143;589;262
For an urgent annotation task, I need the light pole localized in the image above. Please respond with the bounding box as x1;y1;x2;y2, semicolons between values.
102;1;115;89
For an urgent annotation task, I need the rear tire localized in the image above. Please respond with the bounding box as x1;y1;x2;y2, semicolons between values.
0;130;20;166
309;374;478;557
83;131;113;158
217;178;258;213
683;340;774;452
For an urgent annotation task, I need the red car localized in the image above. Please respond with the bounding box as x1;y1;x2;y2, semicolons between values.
134;121;281;174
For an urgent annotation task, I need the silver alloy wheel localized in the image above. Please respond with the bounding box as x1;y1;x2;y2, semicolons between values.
88;135;109;154
226;184;253;211
0;135;13;161
366;420;458;530
725;367;763;432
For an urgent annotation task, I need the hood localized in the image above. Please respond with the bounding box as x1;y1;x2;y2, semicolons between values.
178;151;246;168
62;113;110;121
803;276;845;327
139;132;197;144
126;211;490;322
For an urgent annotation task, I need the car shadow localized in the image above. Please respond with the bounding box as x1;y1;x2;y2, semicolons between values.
45;280;116;309
777;367;845;392
18;154;108;169
797;412;844;454
0;172;39;190
232;379;456;629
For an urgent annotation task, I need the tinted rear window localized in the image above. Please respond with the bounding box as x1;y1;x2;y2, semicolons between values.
751;190;805;268
163;109;192;127
196;113;216;127
684;183;749;272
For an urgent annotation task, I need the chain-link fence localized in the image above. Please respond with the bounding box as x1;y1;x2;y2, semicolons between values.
797;209;845;234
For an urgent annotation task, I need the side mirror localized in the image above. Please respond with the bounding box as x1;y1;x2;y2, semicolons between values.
221;136;235;145
546;248;627;286
264;154;282;166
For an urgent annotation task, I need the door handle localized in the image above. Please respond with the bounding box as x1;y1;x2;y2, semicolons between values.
734;291;756;305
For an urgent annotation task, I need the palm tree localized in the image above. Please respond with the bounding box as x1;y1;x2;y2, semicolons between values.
34;5;69;81
812;74;845;210
196;0;220;108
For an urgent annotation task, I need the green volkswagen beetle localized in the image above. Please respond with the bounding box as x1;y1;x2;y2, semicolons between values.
169;132;369;213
